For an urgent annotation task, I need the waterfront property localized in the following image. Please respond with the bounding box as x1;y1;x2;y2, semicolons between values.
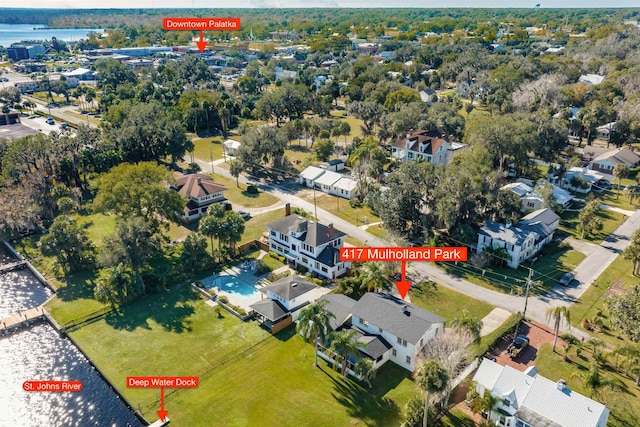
266;204;350;279
473;358;609;427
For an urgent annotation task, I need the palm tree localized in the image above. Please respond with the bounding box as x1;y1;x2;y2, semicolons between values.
329;329;361;378
296;300;335;367
359;262;389;292
198;214;221;262
229;159;243;188
572;364;623;399
354;358;377;388
546;306;571;352
613;163;630;199
471;389;503;423
450;309;483;343
587;338;605;357
613;344;640;385
414;359;449;427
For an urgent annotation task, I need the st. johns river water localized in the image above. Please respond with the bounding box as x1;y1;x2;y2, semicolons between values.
0;24;102;47
0;247;143;427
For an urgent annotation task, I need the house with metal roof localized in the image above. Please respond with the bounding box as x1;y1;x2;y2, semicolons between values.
391;129;451;165
320;292;446;371
473;358;610;427
298;166;358;200
477;208;559;268
266;204;349;279
250;275;319;334
172;173;227;222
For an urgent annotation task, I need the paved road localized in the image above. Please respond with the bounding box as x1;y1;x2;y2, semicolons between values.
191;156;640;335
23;95;98;129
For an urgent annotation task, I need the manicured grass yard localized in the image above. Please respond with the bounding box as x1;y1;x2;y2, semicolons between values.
240;209;287;242
210;172;280;209
440;240;586;295
409;281;493;322
189;137;225;162
534;343;640;427
559;209;626;244
366;224;389;241
300;191;381;227
68;284;419;426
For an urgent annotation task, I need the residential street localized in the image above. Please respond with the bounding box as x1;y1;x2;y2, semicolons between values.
191;156;640;335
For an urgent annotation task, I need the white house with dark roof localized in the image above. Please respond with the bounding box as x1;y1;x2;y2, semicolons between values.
172;173;227;222
590;148;640;174
477;208;559;269
266;204;349;279
250;275;319;333
473;358;610;427
391;129;451;165
320;292;446;371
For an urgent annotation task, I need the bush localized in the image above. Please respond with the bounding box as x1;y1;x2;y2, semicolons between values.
349;198;361;208
267;270;290;282
268;251;286;263
247;185;259;194
560;333;580;346
255;260;272;275
234;306;247;316
218;295;229;304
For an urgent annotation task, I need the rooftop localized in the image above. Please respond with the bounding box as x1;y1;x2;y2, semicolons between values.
267;215;346;247
260;275;317;301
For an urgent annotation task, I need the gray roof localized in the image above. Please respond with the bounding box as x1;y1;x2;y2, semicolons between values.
260;275;317;301
354;330;393;359
478;221;532;246
350;293;446;345
317;245;340;267
249;299;288;322
521;208;559;229
515;407;563;427
593;147;640;166
267;215;346;247
320;294;357;330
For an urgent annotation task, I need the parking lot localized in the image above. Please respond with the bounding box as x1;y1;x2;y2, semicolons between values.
19;115;65;135
0;122;38;140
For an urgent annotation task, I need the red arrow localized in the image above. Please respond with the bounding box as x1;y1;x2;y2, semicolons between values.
157;387;168;422
395;260;412;299
196;30;207;53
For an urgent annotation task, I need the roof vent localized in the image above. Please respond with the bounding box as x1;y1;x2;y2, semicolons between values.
292;282;299;287
557;379;567;390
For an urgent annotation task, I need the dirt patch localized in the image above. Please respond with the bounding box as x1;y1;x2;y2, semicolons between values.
490;320;564;370
604;279;628;298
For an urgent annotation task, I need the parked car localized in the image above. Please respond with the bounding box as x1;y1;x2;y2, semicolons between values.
508;335;529;358
46;116;55;125
559;272;575;286
237;210;250;220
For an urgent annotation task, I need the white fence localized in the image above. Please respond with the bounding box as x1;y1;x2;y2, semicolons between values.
450;358;479;391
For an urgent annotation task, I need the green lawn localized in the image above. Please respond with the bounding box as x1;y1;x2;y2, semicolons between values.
73;213;116;245
440;240;586;295
597;191;637;212
559;209;626;243
300;191;381;227
284;145;314;171
366;224;388;241
67;284;419;426
330;110;364;139
409;281;493;322
210;172;280;209
534;343;640;427
189;137;225;162
344;236;366;247
240;209;286;242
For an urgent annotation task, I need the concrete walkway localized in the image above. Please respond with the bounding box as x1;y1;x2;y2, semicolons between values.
480;308;512;337
600;204;635;217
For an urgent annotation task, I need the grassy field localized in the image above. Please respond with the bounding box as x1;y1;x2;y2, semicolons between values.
210;172;280;209
534;343;640;427
189;137;225;162
366;224;388;241
240;209;286;242
440;240;586;296
300;191;381;227
330;109;364;139
559;209;626;243
409;281;494;322
67;284;420;426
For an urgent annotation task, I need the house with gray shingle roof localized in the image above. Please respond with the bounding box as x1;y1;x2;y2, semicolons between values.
267;204;349;279
477;208;559;268
320;292;446;371
590;147;640;174
473;358;610;427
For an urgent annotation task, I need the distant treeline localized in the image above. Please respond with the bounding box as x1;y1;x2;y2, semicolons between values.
1;8;640;34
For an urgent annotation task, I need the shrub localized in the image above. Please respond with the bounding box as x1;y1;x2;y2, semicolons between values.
255;260;272;274
267;270;290;282
349;198;361;208
218;295;229;304
247;185;259;194
268;251;286;263
560;333;580;346
234;306;247;316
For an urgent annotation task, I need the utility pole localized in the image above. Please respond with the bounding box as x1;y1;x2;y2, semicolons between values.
210;148;214;174
522;267;534;321
312;185;318;220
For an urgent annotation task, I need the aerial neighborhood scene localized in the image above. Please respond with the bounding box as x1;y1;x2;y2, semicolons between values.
3;3;640;427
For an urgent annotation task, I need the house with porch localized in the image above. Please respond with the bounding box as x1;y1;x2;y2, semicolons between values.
172;173;227;222
473;358;610;427
319;292;446;371
266;204;349;279
391;129;451;165
250;275;319;334
477;208;559;269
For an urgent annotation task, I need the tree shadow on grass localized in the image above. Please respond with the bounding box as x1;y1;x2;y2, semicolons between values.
105;284;198;333
55;270;99;302
323;362;407;426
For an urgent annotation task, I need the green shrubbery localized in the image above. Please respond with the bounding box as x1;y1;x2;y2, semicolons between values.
268;251;286;263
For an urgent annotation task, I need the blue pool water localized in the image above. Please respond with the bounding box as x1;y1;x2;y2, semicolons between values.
210;276;259;300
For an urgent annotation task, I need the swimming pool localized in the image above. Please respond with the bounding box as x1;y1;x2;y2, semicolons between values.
209;275;259;300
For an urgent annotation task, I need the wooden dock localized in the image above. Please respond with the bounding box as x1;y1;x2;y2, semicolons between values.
0;306;47;336
0;260;28;275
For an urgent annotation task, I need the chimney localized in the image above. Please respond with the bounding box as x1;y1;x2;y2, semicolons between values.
328;223;334;238
557;379;567;391
285;203;291;217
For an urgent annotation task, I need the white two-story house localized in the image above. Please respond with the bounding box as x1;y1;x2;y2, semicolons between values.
320;292;446;371
173;173;227;222
477;208;559;269
391;129;451;164
266;204;349;279
473;358;609;427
